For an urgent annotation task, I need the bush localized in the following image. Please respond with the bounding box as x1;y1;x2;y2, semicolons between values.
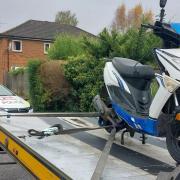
83;28;162;64
64;55;105;111
28;59;49;111
9;67;26;76
39;61;71;111
83;29;122;59
28;59;72;112
115;28;162;64
48;34;84;59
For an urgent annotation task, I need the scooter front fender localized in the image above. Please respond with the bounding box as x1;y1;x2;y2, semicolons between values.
149;75;172;119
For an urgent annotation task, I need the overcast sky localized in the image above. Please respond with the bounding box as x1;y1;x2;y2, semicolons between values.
0;0;180;35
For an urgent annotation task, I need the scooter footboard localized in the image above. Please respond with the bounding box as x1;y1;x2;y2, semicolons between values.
112;103;159;136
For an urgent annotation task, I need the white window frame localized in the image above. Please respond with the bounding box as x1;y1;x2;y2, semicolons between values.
12;40;22;52
44;43;51;54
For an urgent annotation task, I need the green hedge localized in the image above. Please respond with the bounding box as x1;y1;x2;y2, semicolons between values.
28;59;72;112
28;59;50;111
64;55;105;111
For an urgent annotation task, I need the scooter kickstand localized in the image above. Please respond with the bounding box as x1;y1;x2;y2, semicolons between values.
140;134;147;144
121;130;128;145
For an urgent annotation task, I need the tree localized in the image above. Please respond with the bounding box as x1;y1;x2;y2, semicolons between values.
112;4;126;32
48;34;83;59
55;10;78;26
83;27;161;63
112;4;154;32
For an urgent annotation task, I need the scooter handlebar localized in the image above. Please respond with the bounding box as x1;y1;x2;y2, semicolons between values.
141;24;155;30
141;23;162;31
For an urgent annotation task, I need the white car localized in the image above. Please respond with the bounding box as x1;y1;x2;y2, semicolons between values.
0;85;32;113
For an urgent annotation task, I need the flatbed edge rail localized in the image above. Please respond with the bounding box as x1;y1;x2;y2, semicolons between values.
0;112;100;117
0;125;72;180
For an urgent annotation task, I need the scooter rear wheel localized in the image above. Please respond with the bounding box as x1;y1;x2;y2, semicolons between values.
166;122;180;164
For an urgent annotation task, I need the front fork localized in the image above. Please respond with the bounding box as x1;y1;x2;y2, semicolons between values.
174;92;179;107
173;92;180;122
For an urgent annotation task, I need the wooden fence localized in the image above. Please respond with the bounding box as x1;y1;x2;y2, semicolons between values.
5;72;29;99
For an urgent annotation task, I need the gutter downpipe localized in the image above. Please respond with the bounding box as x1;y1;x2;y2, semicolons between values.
7;38;10;72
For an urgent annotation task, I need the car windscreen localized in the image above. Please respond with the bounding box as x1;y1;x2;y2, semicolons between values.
0;85;15;96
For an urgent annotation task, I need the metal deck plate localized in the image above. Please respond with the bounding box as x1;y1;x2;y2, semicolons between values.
0;116;176;180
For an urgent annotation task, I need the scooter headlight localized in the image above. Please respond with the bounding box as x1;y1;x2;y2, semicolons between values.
163;75;180;93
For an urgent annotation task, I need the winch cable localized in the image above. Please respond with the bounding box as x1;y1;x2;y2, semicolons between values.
91;128;116;180
27;124;114;138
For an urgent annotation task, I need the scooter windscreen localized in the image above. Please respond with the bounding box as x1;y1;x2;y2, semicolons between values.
171;23;180;35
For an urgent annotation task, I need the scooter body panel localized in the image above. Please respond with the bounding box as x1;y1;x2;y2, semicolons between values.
155;49;180;80
104;61;159;136
149;48;180;118
149;74;172;118
112;102;158;136
104;62;131;96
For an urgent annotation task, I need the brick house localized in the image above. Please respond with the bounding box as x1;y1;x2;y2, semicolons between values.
0;20;95;84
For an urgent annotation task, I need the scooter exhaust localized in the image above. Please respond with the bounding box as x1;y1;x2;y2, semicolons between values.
93;95;116;127
92;95;110;117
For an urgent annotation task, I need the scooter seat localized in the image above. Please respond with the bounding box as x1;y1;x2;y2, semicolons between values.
112;57;155;79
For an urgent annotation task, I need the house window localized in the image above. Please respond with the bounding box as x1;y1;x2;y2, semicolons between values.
44;43;51;54
12;40;22;52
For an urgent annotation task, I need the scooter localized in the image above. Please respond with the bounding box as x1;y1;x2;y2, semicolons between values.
93;0;180;163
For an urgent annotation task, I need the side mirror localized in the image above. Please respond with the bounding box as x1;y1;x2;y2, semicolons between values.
160;0;167;8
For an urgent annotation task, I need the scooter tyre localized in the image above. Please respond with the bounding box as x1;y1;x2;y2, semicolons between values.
166;122;180;164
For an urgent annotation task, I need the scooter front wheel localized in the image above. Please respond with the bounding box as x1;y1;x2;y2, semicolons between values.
166;122;180;164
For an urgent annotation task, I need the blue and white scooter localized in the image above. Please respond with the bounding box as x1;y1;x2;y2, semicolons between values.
93;0;180;163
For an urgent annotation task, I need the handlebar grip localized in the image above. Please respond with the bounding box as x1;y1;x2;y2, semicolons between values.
141;24;155;29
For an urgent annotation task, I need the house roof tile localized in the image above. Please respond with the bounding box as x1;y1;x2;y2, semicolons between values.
0;20;95;41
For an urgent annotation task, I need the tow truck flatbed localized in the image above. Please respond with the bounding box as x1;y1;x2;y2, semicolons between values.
0;115;177;180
